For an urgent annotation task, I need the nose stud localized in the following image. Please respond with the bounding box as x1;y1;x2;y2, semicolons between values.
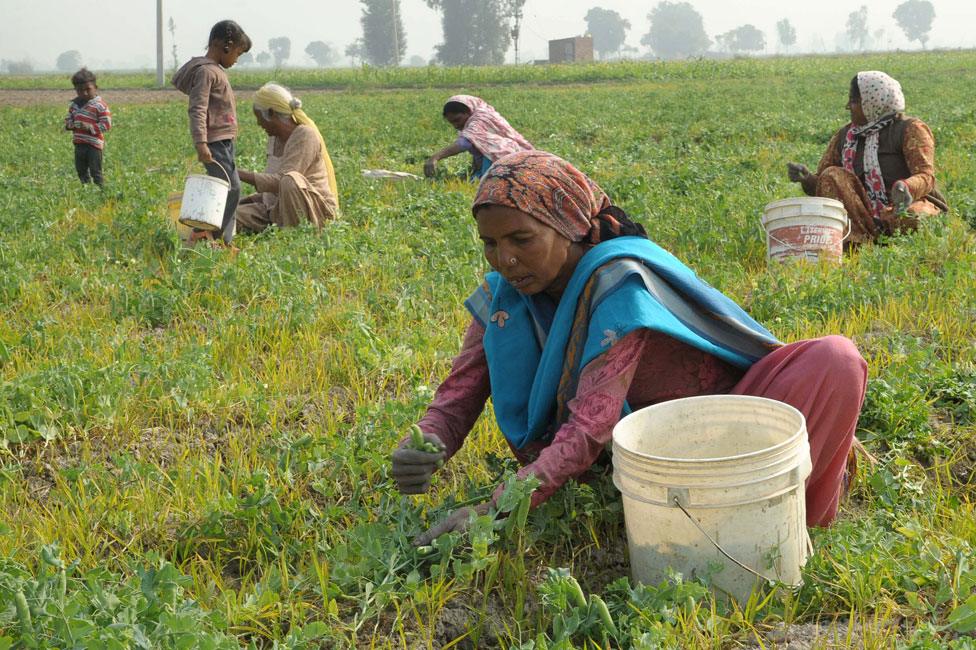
508;257;518;266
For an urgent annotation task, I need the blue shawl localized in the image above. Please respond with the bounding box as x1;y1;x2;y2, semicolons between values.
464;237;781;449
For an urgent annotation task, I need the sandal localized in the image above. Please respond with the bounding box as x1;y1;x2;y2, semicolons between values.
188;229;215;245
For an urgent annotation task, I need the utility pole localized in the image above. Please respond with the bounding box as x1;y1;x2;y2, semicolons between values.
507;0;526;64
156;0;164;87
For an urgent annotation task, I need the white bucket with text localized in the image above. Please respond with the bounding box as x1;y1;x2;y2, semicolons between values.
761;197;849;263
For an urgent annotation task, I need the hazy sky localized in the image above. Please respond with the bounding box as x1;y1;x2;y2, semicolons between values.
1;0;973;71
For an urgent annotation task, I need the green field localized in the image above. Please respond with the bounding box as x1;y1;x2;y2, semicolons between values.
0;52;975;648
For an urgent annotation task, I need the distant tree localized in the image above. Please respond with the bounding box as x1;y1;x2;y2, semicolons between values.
2;59;34;74
268;37;291;68
345;39;367;66
424;0;512;66
893;0;935;49
407;54;427;66
776;18;796;53
620;43;639;59
640;2;710;60
584;7;631;59
716;24;765;54
255;51;272;67
305;41;339;67
360;0;406;66
56;50;82;73
846;6;869;51
238;51;254;67
872;28;887;50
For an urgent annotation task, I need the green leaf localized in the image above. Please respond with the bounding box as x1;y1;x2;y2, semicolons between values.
948;594;976;634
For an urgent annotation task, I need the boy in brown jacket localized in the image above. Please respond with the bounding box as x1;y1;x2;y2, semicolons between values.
172;20;251;246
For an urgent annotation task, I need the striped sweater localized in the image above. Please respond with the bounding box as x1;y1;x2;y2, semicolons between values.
65;96;112;149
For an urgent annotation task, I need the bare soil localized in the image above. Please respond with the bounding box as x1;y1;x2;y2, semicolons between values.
1;88;186;107
0;87;360;107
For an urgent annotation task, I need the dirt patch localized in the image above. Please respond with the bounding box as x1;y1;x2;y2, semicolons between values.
432;595;511;649
0;87;349;107
0;88;184;107
739;620;897;649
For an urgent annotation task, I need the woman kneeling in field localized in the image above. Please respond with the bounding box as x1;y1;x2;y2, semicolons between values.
236;83;339;233
393;151;868;545
787;70;947;246
424;95;534;180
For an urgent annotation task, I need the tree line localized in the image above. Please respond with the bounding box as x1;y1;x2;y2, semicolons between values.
19;0;940;74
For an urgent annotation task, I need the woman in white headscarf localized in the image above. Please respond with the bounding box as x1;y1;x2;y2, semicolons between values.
236;83;339;233
787;71;947;245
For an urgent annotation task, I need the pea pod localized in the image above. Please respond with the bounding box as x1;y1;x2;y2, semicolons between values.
409;424;425;449
40;544;64;569
415;545;436;556
589;594;617;636
566;576;588;609
14;590;32;634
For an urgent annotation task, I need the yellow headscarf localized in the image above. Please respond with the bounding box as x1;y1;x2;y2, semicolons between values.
253;83;339;209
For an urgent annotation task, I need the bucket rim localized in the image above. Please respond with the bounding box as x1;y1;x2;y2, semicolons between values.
184;173;230;189
762;196;845;212
761;210;848;228
612;395;807;464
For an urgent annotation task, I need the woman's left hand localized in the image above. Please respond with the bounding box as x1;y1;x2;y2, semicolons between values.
413;502;491;546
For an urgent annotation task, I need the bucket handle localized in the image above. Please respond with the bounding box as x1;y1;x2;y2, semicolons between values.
672;496;775;586
760;215;852;251
206;160;232;186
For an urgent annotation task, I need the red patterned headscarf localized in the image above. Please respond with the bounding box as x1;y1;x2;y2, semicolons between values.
472;151;645;245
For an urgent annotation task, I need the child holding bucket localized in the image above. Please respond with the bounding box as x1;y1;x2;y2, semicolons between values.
65;68;112;187
172;20;251;246
390;151;868;546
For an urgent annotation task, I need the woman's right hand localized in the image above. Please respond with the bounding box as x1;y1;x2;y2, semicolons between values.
423;157;438;178
787;162;810;183
391;431;446;494
196;142;215;165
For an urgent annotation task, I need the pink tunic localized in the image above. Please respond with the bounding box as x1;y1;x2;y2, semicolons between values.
416;320;867;527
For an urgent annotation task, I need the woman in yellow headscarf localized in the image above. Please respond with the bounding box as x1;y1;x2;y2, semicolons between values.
237;83;339;232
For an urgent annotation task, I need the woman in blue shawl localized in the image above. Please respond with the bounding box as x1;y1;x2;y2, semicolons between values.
393;151;867;545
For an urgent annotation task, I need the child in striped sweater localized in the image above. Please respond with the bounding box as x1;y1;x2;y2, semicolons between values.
65;68;112;187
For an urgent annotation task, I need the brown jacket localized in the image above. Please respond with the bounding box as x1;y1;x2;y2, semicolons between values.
822;115;948;212
171;56;237;144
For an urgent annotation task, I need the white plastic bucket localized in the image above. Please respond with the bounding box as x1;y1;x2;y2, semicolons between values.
612;395;812;604
761;197;849;263
178;166;229;231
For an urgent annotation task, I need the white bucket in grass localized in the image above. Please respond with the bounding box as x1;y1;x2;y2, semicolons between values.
177;165;229;231
761;197;849;263
612;395;812;604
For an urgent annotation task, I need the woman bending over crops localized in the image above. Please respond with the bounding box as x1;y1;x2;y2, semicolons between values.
393;151;868;545
787;71;947;246
236;83;339;233
423;95;534;180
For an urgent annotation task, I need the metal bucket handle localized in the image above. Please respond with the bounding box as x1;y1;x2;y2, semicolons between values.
672;495;812;588
760;214;851;252
208;160;231;186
